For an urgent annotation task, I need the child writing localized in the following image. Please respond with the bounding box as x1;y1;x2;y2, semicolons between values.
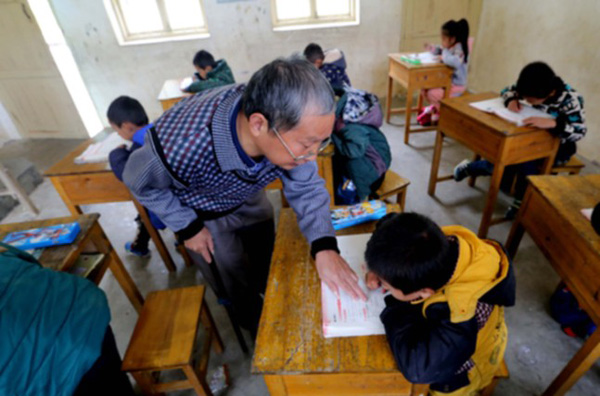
107;96;165;257
182;50;235;93
418;19;470;126
453;62;587;218
304;43;351;90
365;212;515;395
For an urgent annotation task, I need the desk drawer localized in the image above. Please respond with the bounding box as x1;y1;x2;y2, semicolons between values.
51;173;132;205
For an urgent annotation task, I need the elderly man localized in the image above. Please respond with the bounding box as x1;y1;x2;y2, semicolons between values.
123;57;365;333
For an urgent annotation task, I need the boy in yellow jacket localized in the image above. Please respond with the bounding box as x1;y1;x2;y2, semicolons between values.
365;213;515;395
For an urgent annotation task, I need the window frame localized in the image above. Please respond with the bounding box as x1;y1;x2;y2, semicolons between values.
104;0;210;46
271;0;360;31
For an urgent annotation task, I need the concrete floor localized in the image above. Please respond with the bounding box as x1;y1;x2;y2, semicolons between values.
2;115;600;395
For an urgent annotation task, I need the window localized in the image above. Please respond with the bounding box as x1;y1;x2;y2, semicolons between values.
272;0;359;31
104;0;209;45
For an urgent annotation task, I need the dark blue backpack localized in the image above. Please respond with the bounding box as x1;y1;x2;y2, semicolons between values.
550;283;596;339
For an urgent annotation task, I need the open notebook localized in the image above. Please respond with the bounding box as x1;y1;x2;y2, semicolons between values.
74;132;132;164
469;97;554;127
321;233;387;338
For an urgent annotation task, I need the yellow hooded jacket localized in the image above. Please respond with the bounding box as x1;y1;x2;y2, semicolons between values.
380;226;515;395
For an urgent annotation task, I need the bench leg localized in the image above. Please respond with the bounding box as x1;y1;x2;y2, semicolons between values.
131;371;165;396
397;188;407;212
183;364;212;396
201;302;224;354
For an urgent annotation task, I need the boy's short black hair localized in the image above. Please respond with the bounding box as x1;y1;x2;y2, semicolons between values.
303;43;325;64
365;212;457;294
193;50;217;69
106;96;148;127
516;61;559;99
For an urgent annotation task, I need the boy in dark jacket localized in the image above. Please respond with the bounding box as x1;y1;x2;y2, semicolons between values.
107;96;165;257
304;43;351;90
183;50;235;93
365;213;515;395
453;62;586;218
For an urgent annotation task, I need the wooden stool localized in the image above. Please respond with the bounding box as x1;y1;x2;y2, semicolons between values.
122;286;224;395
551;156;585;175
480;360;509;396
375;170;411;211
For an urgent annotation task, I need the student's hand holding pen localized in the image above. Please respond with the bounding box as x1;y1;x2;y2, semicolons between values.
507;99;522;113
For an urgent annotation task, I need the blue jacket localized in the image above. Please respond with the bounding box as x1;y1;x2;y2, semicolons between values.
0;244;110;396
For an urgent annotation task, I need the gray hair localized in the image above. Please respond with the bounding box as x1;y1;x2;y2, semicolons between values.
242;56;335;131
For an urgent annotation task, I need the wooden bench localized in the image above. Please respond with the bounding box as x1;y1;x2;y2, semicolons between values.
551;156;585;175
374;170;411;211
122;286;224;395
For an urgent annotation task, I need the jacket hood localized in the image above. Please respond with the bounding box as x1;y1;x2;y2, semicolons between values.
421;226;515;323
324;48;347;69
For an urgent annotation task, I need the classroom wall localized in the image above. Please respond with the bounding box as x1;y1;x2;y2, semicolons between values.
49;0;403;124
469;0;600;162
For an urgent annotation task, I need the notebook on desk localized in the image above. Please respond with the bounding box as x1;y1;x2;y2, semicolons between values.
321;233;387;338
74;132;132;164
400;51;440;65
470;97;554;127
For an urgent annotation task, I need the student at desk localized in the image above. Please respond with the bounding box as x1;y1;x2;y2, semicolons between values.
454;62;587;218
182;50;235;93
365;213;515;395
418;19;470;126
123;57;366;336
107;96;166;257
304;43;351;90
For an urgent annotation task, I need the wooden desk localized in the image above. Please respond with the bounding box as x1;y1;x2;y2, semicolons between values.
253;206;429;396
158;79;192;112
45;132;183;272
427;92;560;238
505;175;600;396
0;214;144;313
386;53;453;144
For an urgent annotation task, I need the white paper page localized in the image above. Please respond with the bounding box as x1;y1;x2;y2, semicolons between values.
416;51;440;64
470;97;554;126
74;132;132;164
581;208;593;221
321;233;387;338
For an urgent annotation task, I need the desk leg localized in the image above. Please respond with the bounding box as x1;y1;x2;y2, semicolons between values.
404;87;413;144
386;75;393;124
478;161;506;238
264;375;287;395
542;328;600;396
132;199;177;273
505;186;532;258
50;177;83;215
90;223;144;313
428;130;445;196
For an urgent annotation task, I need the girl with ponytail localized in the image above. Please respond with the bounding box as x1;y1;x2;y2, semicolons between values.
417;19;470;126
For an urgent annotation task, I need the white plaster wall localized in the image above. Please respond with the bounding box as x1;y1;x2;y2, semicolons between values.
50;0;402;123
469;0;600;162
